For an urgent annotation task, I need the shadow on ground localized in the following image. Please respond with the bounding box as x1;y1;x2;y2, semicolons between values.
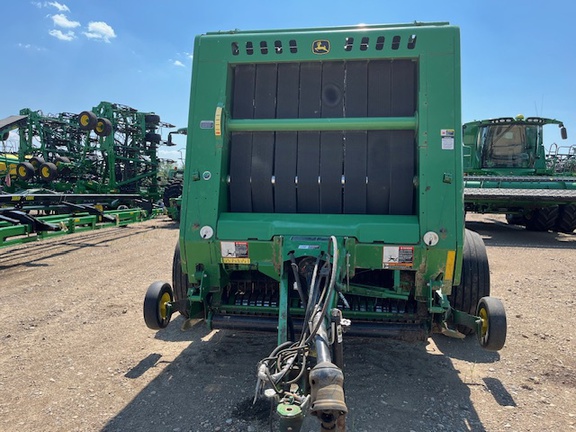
465;216;576;249
103;322;489;432
0;219;178;270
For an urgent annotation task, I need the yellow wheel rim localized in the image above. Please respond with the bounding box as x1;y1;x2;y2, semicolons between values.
96;121;104;133
479;307;488;336
18;166;26;177
80;114;89;126
41;166;50;178
159;292;171;319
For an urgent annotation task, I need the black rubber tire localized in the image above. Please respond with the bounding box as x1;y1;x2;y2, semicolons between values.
145;132;162;144
16;162;35;180
555;204;576;233
1;131;9;141
55;156;72;176
449;229;490;335
29;156;45;170
39;162;58;182
143;281;173;330
525;206;559;232
476;296;507;351
78;111;98;130
95;118;113;137
55;156;71;164
163;179;183;208
505;213;526;226
172;242;190;318
145;114;161;125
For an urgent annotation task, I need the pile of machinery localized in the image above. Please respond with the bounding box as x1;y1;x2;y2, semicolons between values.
143;22;507;432
0;102;176;246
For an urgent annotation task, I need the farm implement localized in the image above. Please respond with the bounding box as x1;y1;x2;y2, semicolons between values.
0;102;175;247
143;22;507;431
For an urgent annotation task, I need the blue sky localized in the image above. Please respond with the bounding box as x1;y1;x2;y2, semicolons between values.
1;0;575;161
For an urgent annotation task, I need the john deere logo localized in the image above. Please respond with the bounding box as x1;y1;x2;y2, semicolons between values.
312;40;330;55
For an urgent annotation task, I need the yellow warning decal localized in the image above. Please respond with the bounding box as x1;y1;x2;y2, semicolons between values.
445;250;456;281
222;257;250;264
214;106;222;137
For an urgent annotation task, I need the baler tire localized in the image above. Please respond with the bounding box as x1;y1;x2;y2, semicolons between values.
449;229;490;335
172;242;190;318
143;281;174;330
78;111;98;130
476;297;507;351
16;162;35;180
555;204;576;233
525;206;559;232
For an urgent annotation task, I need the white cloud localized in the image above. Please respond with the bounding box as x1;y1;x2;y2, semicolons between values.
47;1;70;12
173;60;185;67
51;13;80;28
18;42;45;51
49;29;75;41
32;1;70;11
83;21;116;43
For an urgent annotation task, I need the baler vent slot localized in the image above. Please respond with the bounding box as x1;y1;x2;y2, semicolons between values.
230;34;417;57
229;59;417;215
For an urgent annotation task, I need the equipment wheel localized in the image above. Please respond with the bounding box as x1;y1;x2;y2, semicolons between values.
145;132;162;144
555;204;576;233
95;118;113;137
172;242;191;318
39;162;58;181
55;156;72;176
505;213;525;226
145;114;161;125
448;229;490;335
78;111;98;130
16;162;35;180
163;179;183;208
1;131;9;141
55;156;71;164
476;297;507;351
525;206;559;231
143;281;173;330
29;156;45;170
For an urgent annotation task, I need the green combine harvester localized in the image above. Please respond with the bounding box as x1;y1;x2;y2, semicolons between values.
463;115;576;232
143;22;507;431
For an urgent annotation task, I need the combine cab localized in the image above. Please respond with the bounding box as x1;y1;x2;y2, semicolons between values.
144;22;507;431
463;116;576;232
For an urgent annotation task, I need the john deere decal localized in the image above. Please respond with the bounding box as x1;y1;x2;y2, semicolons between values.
312;40;330;55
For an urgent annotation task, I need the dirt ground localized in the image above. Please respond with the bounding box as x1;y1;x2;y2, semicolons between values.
0;214;575;432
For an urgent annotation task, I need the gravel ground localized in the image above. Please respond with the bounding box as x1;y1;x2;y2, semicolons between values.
0;214;574;431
